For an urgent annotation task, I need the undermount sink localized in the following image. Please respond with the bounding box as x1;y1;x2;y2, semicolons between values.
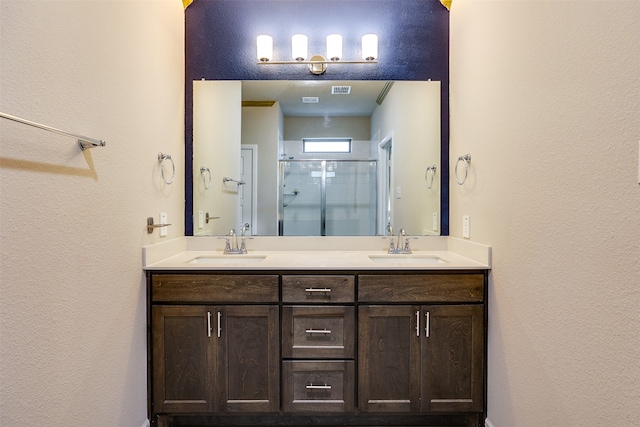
368;254;447;265
188;255;266;265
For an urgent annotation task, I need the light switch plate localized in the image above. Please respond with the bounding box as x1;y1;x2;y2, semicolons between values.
462;215;470;239
433;212;438;231
159;212;168;237
198;210;204;229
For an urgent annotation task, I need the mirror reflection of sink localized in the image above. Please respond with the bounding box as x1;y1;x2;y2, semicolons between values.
188;255;266;265
368;254;446;265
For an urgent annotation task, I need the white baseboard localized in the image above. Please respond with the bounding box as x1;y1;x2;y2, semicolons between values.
485;418;496;427
141;420;150;427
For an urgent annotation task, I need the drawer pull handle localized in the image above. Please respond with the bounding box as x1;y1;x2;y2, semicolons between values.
306;384;332;390
416;310;420;337
217;311;222;338
305;287;332;293
305;328;332;334
207;311;212;338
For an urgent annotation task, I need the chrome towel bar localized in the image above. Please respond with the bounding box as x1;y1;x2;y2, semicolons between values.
0;112;106;150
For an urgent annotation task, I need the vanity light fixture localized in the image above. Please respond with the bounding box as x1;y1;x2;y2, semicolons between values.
256;33;378;75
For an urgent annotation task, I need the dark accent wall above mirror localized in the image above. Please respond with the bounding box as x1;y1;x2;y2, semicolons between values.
185;0;450;235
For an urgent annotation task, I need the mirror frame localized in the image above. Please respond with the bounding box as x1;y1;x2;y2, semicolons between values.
184;0;450;236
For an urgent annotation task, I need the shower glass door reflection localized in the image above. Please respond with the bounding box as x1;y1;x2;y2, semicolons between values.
279;160;377;236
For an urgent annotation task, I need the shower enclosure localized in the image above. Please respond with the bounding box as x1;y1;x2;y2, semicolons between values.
279;160;377;236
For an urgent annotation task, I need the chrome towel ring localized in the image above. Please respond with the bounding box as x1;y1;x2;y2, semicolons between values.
455;154;471;185
200;166;212;190
158;152;175;185
424;165;437;189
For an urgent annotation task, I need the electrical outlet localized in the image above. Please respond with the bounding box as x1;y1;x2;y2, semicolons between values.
462;215;470;239
198;210;204;229
432;212;438;231
159;212;168;237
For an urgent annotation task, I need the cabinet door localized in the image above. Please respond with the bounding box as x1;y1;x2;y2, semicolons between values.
358;305;421;413
422;305;484;413
216;305;280;412
152;305;215;413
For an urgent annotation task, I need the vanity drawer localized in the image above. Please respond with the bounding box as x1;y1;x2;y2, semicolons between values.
282;275;355;303
282;306;355;359
151;274;279;303
282;360;354;413
358;274;484;303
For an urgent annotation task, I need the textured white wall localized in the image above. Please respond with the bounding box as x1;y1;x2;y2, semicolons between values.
0;1;184;426
450;1;640;426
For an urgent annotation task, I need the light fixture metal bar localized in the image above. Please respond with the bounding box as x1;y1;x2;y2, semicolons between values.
258;60;377;65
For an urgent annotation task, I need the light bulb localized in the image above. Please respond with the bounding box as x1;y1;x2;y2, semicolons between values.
291;34;308;61
327;34;342;61
362;34;378;61
257;35;273;62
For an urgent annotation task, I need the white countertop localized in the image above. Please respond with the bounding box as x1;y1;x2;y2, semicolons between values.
143;236;491;271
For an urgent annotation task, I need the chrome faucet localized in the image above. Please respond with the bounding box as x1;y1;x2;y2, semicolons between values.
224;228;247;254
388;228;412;254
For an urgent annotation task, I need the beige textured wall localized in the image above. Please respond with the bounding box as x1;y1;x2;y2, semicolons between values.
193;81;242;235
371;81;441;234
0;1;184;426
450;1;640;426
242;105;280;235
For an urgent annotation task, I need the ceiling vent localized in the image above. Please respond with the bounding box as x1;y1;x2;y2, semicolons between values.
302;96;320;103
331;86;352;95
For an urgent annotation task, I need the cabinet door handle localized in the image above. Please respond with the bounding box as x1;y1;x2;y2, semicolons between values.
416;310;420;337
306;384;332;390
207;311;212;338
425;311;430;338
305;287;332;293
217;311;222;338
306;328;332;334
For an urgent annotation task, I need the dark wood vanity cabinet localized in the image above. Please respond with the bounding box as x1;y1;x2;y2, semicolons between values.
149;274;280;418
147;270;487;427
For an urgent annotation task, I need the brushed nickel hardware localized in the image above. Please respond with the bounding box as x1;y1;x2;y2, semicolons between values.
306;384;332;390
223;229;247;254
416;310;420;337
223;177;245;185
207;311;212;338
200;167;212;190
425;164;437;189
305;288;332;293
305;329;332;334
205;213;219;224
455;153;471;185
146;217;172;234
425;311;430;338
0;112;107;150
217;311;222;338
158;152;175;185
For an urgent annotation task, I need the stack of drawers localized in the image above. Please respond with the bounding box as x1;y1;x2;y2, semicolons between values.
281;275;355;413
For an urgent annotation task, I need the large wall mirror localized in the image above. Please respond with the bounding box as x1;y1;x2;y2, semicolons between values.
185;0;450;236
193;80;441;236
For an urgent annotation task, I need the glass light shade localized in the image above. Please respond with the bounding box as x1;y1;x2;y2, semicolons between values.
291;34;308;61
257;35;273;62
326;34;342;61
362;34;378;61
